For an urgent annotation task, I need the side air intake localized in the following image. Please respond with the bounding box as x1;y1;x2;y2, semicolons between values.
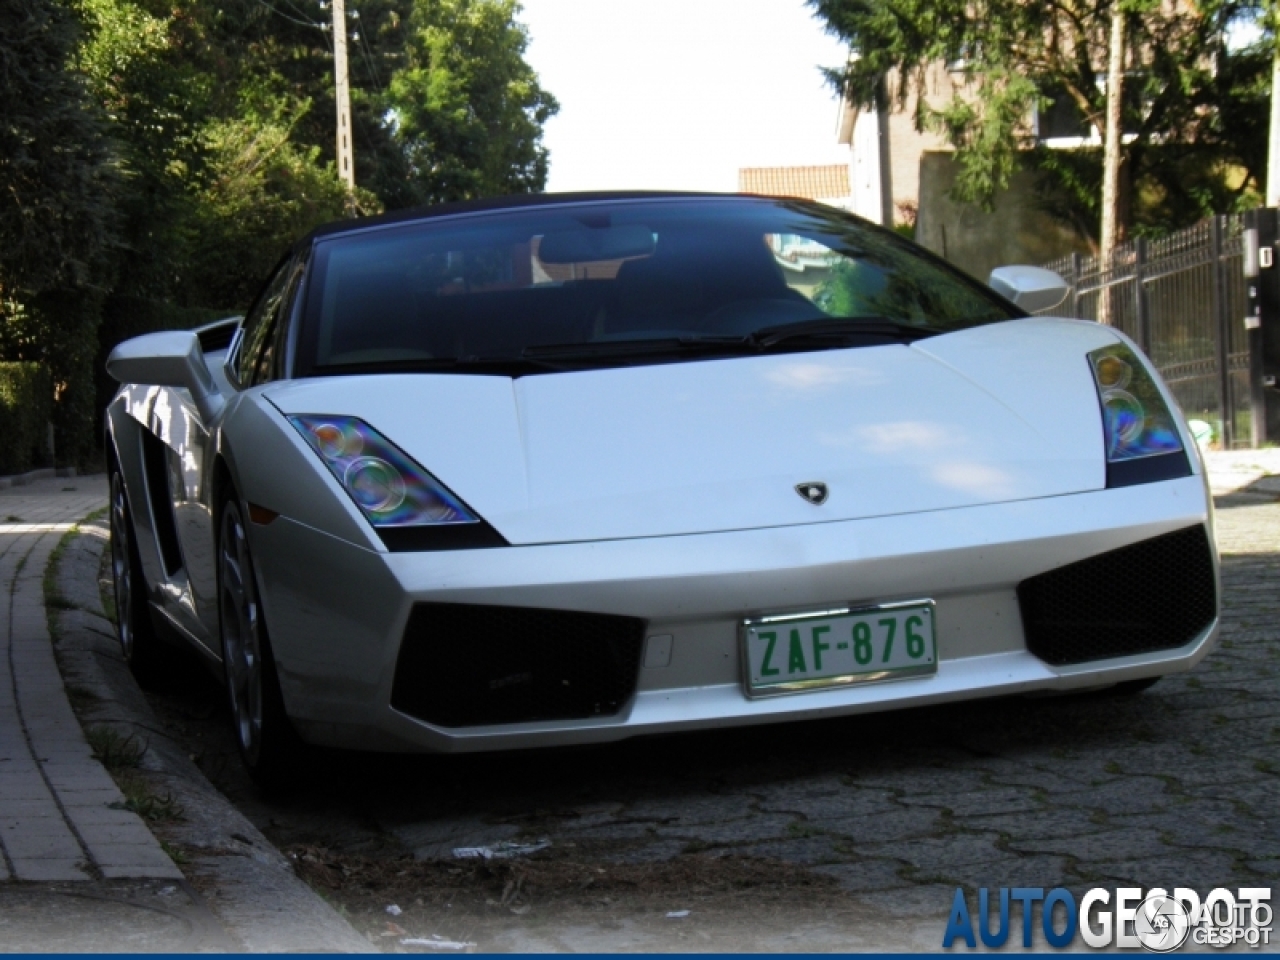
1018;525;1216;666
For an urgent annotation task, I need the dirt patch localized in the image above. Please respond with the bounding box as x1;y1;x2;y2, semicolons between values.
286;846;877;952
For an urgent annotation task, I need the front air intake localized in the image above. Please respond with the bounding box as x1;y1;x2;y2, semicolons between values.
1018;525;1217;666
391;603;645;728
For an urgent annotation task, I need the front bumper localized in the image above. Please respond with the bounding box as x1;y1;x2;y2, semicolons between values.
248;474;1218;753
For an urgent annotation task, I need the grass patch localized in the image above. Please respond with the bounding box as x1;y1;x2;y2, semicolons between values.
88;726;184;824
42;521;81;638
86;726;146;770
100;582;117;625
159;840;190;865
110;773;185;823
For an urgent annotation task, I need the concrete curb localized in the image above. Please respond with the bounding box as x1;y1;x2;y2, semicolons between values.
51;514;373;953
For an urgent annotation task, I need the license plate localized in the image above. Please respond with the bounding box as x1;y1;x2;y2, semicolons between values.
742;600;936;697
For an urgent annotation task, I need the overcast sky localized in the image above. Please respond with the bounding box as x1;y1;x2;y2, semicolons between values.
518;0;851;194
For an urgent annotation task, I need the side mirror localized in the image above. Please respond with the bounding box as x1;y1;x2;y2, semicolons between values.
106;330;225;423
988;266;1070;314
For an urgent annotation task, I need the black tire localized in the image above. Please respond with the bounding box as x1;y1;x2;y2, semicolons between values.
217;492;304;791
108;469;170;687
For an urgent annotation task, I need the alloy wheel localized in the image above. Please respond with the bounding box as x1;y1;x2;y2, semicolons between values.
219;501;264;765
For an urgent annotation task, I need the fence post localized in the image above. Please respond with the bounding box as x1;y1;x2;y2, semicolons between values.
1211;216;1234;449
1133;237;1150;354
1246;207;1280;445
1244;207;1280;446
1070;252;1082;318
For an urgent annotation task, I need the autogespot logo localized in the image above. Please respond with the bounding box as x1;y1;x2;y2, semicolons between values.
942;886;1273;951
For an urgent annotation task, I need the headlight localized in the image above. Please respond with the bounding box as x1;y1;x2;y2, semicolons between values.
1087;344;1190;487
288;415;479;527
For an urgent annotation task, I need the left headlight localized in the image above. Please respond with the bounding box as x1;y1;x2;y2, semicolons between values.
289;415;479;528
1087;344;1190;487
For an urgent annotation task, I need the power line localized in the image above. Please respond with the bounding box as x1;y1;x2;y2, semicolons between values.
355;16;382;89
354;29;381;90
278;0;323;25
249;0;325;30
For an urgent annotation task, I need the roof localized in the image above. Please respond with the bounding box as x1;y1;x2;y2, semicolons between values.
304;191;736;244
737;165;850;201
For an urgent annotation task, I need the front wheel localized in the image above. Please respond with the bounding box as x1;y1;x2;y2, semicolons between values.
218;494;302;789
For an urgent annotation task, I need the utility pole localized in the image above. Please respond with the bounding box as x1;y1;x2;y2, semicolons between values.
1097;2;1126;327
1268;41;1280;207
331;0;355;200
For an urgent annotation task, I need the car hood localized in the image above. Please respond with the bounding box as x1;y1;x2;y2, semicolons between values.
265;319;1123;546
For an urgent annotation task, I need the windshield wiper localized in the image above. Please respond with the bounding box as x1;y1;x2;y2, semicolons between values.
522;337;748;361
319;355;567;376
523;320;940;363
748;317;940;347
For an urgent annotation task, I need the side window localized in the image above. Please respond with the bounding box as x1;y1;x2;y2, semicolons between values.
236;257;294;386
253;257;307;385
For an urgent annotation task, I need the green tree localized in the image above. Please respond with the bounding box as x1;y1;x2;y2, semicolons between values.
0;0;120;467
0;0;557;470
809;0;1268;240
385;0;559;205
186;91;375;307
0;0;118;300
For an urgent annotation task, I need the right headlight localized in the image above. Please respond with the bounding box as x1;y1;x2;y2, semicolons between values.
288;414;507;552
1088;344;1191;487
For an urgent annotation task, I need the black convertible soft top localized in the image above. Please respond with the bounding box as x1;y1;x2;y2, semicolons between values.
304;191;737;244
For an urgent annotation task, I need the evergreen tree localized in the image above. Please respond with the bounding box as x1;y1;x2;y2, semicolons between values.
809;0;1269;239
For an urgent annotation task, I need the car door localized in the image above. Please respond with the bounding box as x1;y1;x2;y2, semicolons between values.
154;255;300;648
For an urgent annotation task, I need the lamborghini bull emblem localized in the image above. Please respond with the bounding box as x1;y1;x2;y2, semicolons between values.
796;482;828;505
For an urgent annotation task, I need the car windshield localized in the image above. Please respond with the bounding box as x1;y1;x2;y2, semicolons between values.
296;197;1023;376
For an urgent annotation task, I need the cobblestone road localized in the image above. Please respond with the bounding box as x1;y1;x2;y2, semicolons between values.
139;490;1279;949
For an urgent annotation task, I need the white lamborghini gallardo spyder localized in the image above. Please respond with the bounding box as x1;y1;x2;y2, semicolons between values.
105;193;1219;784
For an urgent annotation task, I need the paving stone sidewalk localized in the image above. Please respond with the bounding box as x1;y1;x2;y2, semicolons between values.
0;475;178;883
0;473;372;953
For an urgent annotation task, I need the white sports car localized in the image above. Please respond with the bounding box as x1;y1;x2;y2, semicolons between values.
106;192;1219;785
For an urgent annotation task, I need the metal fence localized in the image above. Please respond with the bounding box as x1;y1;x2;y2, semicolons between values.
1040;214;1250;448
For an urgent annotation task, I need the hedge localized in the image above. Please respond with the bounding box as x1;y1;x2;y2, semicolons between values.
0;362;53;476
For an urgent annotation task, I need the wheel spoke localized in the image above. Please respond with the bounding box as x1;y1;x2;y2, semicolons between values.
220;501;268;765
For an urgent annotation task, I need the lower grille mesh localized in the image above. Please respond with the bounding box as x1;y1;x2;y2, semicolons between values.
1018;525;1216;666
392;603;644;728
